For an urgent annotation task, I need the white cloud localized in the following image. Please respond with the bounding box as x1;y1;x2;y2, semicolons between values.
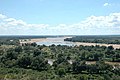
0;13;120;35
0;14;7;19
103;3;111;7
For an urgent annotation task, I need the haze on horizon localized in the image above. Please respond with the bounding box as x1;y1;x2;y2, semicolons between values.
0;0;120;35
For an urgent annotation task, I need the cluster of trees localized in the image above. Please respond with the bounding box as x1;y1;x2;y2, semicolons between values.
0;46;49;71
45;44;120;62
0;38;120;80
64;36;120;44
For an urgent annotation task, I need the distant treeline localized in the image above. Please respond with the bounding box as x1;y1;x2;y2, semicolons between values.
64;35;120;44
0;35;71;39
0;35;49;39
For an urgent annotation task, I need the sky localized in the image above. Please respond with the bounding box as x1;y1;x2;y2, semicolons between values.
0;0;120;35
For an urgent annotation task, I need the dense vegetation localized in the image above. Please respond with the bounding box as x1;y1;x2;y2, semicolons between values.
0;39;19;46
0;37;120;80
64;35;120;44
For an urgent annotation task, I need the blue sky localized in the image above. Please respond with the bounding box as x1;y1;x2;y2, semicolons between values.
0;0;120;35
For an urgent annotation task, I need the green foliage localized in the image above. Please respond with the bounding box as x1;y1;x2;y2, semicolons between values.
57;68;66;77
17;56;32;68
15;46;22;53
33;49;42;57
72;60;87;73
31;56;49;71
31;42;37;47
0;39;120;80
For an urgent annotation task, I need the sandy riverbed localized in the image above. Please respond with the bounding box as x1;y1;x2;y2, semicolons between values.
19;37;71;43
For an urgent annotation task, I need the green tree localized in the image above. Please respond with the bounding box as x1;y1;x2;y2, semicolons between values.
5;51;18;60
31;42;37;47
57;68;66;77
17;56;32;68
15;46;22;53
33;49;42;57
72;60;86;73
31;56;49;71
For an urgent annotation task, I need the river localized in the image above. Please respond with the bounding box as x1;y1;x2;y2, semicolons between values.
36;37;120;49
